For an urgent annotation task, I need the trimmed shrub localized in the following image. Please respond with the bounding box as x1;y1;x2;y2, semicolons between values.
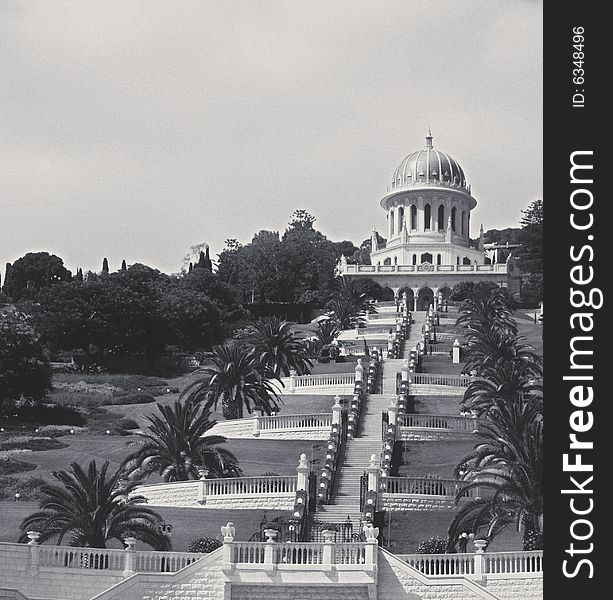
0;437;69;452
417;536;448;554
109;392;156;405
15;404;86;426
0;459;37;476
0;476;47;501
118;418;139;431
187;537;223;554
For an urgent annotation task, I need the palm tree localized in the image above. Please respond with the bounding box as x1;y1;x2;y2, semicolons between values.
447;417;543;551
325;277;376;330
456;285;517;336
315;319;340;348
18;460;171;549
461;328;543;380
122;399;241;482
183;343;280;419
245;316;313;378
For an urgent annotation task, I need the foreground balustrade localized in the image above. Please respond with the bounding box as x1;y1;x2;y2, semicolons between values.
399;550;543;579
222;524;379;573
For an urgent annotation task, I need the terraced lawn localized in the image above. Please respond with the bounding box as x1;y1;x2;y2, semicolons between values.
398;439;475;478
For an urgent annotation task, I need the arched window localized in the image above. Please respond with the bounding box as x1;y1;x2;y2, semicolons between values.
451;207;457;232
410;205;417;230
390;210;395;235
421;253;433;264
394;256;398;265
412;254;417;266
384;257;392;265
461;211;466;235
456;256;460;265
437;254;442;265
438;205;445;231
424;204;431;230
398;207;404;233
463;257;471;265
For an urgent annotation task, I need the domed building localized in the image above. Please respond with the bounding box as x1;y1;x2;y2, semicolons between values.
337;131;521;310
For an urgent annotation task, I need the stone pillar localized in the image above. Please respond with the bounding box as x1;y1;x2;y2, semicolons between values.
322;530;335;569
355;359;364;383
363;524;379;565
263;529;277;569
388;396;397;426
122;536;137;578
332;395;342;425
221;522;235;569
401;360;409;382
252;415;260;437
296;453;309;492
27;531;40;574
473;539;487;582
367;454;379;493
452;338;461;364
197;475;208;505
288;369;297;393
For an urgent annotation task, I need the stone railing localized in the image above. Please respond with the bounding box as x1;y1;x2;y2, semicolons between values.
202;475;297;498
398;550;543;578
0;538;203;576
399;413;480;432
409;372;470;387
339;263;508;275
384;476;479;498
131;475;297;509
278;372;355;393
227;540;370;566
254;412;332;434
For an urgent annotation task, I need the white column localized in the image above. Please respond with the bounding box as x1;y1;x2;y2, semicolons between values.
296;453;309;492
367;454;379;492
355;359;364;383
452;339;461;364
123;537;137;578
332;395;342;425
27;531;40;575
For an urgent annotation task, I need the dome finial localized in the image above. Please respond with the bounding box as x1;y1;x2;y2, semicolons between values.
426;126;433;148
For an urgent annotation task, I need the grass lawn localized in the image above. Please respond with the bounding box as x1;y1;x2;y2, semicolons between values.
381;510;522;554
0;501;290;551
415;395;463;415
398;440;475;478
310;359;363;375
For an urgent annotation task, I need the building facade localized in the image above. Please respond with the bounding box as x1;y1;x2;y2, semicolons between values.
337;132;521;310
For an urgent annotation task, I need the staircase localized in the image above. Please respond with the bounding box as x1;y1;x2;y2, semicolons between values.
316;310;429;532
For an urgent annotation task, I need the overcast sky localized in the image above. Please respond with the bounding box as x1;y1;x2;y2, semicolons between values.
1;0;542;276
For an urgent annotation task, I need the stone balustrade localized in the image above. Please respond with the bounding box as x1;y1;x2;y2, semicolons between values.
399;413;480;432
339;263;508;275
202;475;297;498
384;476;477;497
227;540;371;567
398;550;543;578
408;372;470;387
131;475;297;509
254;412;332;435
277;372;356;394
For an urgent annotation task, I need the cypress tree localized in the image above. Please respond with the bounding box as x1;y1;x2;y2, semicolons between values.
203;244;213;272
121;259;127;271
102;257;109;274
188;262;193;273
